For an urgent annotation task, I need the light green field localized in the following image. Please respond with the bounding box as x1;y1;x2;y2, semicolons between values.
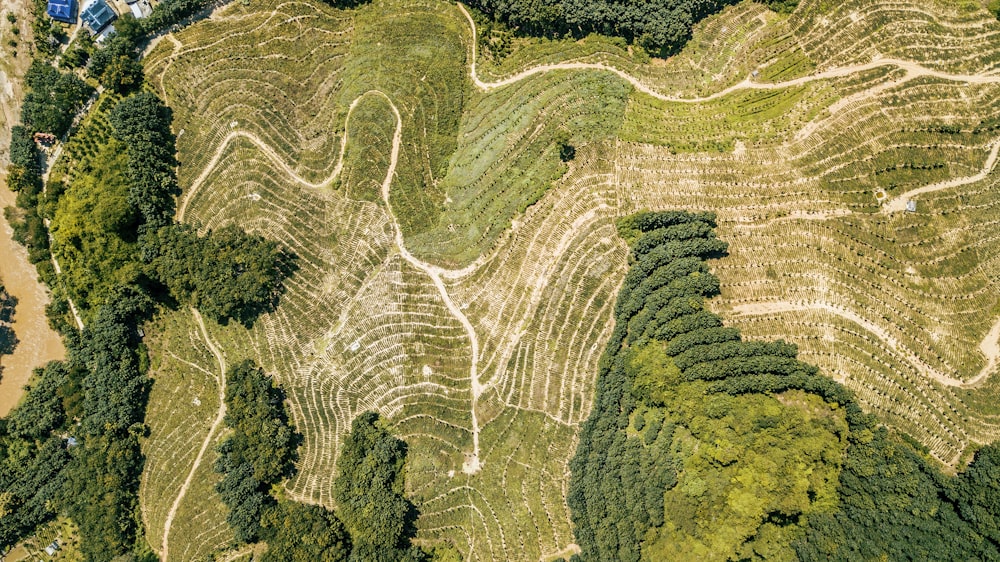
138;0;1000;559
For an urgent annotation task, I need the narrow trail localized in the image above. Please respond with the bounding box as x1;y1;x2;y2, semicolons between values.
161;309;228;561
366;91;485;474
41;146;85;331
456;3;1000;103
732;301;1000;388
177;94;362;222
46;251;84;331
882;140;1000;213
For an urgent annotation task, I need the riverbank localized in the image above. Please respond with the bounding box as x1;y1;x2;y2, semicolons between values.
0;0;66;416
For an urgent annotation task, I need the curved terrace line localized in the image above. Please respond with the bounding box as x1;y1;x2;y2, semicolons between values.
456;2;1000;103
732;301;1000;388
161;309;229;560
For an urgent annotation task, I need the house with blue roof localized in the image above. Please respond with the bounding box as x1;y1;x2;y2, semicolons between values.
80;0;117;35
46;0;76;24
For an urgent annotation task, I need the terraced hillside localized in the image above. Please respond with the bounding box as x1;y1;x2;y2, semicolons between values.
140;0;1000;559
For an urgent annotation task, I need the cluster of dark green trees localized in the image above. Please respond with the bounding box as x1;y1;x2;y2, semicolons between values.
0;289;155;559
62;288;157;559
21;61;93;137
466;0;797;56
4;126;50;276
214;361;300;544
144;224;295;326
568;210;1000;560
109;92;179;228
214;361;428;561
0;364;74;545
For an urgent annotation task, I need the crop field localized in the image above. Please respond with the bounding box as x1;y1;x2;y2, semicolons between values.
139;0;1000;559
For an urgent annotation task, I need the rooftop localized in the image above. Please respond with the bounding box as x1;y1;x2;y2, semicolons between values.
80;0;116;33
46;0;76;24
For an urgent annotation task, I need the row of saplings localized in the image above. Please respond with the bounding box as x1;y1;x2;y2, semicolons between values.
565;210;1000;562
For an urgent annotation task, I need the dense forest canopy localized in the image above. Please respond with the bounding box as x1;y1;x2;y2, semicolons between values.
466;0;797;56
20;61;93;137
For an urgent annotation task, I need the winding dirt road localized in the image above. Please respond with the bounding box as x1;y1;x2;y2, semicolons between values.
171;1;1000;484
882;141;1000;213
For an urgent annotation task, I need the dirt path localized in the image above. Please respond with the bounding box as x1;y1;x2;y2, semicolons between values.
882;140;1000;213
46;247;84;331
976;318;1000;387
177;93;363;222
160;308;228;561
180;88;489;473
456;3;1000;103
366;91;485;474
0;0;66;416
732;301;999;388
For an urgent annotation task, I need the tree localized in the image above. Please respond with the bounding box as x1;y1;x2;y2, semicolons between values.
555;130;575;161
145;224;296;326
20;61;93;137
109;92;179;229
334;412;424;561
214;360;297;543
954;444;1000;547
0;286;16;358
4;362;68;440
103;55;144;94
260;501;351;562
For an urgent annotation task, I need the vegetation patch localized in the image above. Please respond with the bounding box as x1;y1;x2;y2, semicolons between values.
214;361;428;560
463;0;797;57
571;211;1000;561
